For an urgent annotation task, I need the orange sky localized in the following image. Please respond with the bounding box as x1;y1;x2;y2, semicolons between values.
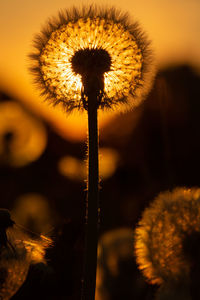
0;0;200;141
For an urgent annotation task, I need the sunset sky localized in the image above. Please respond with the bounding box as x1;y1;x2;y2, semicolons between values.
1;0;200;140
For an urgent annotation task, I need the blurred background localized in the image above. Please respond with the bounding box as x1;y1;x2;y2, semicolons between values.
0;0;200;299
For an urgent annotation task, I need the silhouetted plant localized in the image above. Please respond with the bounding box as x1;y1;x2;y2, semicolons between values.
135;187;200;299
30;5;154;300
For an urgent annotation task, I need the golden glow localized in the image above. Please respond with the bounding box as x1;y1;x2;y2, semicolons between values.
58;147;119;180
39;16;144;111
58;155;85;180
23;235;52;263
1;0;200;142
0;101;47;167
135;187;200;284
99;148;119;179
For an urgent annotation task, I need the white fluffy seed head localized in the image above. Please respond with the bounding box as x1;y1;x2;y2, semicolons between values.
29;5;155;112
135;187;200;285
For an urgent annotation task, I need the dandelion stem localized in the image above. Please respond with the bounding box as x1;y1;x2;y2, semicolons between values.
83;92;99;300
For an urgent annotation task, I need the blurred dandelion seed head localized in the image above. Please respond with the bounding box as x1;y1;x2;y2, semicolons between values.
0;101;47;167
134;187;200;285
96;228;134;300
58;147;119;180
30;6;154;112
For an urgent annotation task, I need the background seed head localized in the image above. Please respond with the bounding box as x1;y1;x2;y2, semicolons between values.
135;187;200;285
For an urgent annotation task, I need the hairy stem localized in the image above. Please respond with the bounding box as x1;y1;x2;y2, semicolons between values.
82;92;99;300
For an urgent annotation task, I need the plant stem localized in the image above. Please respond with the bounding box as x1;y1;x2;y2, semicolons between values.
82;91;99;300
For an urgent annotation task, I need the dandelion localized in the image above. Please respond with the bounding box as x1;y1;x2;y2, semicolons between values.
30;6;153;112
134;187;200;286
30;5;153;300
0;209;51;300
96;228;135;300
96;228;150;300
0;101;47;167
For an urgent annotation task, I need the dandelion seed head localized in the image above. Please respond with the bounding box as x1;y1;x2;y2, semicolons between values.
30;6;154;112
134;187;200;285
0;101;47;167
